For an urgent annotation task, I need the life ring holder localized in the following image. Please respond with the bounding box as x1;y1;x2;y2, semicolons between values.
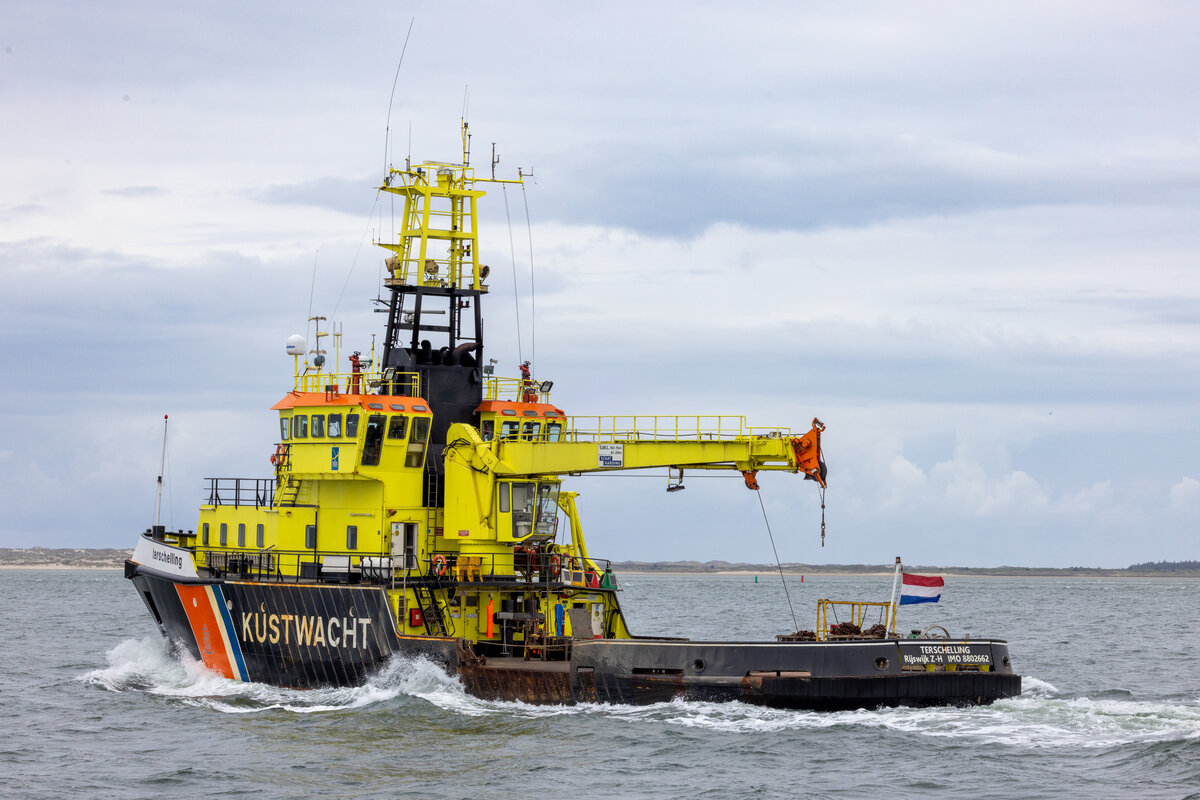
432;554;449;578
270;444;287;466
547;554;562;580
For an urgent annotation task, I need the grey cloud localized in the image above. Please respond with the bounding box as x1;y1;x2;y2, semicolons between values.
529;138;1200;236
254;175;377;216
101;185;166;197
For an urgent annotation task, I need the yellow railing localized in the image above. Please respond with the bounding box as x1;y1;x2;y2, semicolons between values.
293;368;421;398
564;415;793;443
816;599;895;641
485;376;553;404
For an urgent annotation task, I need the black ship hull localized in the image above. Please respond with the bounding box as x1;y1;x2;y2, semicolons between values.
128;563;1020;709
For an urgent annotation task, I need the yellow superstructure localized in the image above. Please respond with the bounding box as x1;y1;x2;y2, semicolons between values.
172;126;827;651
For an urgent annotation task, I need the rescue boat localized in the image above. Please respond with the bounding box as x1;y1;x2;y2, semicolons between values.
126;124;1021;709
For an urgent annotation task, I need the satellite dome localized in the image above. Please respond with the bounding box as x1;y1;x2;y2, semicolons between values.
286;334;306;356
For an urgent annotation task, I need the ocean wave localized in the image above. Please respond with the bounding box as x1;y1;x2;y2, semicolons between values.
78;638;458;714
78;643;1200;748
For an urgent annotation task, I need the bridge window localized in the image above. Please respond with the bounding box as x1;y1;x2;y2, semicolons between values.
511;482;535;539
498;483;510;513
405;417;430;468
361;414;385;466
305;524;316;549
311;414;325;438
294;415;308;439
328;413;342;437
220;523;228;547
500;421;519;440
546;422;562;442
280;417;290;440
202;522;209;546
387;415;408;440
256;523;264;549
346;413;360;438
481;420;494;441
346;525;358;550
535;483;561;538
521;421;541;441
237;523;246;548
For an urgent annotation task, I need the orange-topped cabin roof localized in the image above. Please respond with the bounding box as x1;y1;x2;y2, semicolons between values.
272;392;433;414
476;400;566;418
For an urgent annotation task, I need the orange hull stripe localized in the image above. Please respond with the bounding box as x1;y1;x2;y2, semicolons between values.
175;584;235;679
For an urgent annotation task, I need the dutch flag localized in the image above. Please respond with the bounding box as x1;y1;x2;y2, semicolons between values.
900;572;944;605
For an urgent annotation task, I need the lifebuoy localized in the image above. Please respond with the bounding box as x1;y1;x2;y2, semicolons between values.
270;444;286;466
432;554;448;577
548;554;562;580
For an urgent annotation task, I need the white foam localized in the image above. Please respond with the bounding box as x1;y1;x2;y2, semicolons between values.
79;645;1200;745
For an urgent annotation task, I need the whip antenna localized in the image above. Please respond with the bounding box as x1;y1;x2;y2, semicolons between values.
153;414;169;528
383;18;416;176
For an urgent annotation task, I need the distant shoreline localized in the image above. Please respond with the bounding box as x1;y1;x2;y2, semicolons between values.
2;549;1197;578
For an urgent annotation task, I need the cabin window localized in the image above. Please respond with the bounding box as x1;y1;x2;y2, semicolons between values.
481;420;494;441
237;523;246;548
511;482;535;539
546;422;563;442
405;417;430;468
202;522;209;546
523;409;539;417
389;403;405;411
311;414;325;438
280;417;290;440
521;421;541;441
294;415;308;439
501;409;517;416
500;421;519;440
327;413;342;438
256;523;264;549
220;523;228;547
346;525;358;550
387;415;408;440
305;524;317;549
361;414;385;466
346;413;360;438
536;483;561;538
498;484;510;513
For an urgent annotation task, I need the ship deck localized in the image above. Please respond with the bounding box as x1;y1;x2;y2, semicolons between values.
476;656;570;673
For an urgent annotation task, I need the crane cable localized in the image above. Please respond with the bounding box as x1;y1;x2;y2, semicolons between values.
755;488;799;633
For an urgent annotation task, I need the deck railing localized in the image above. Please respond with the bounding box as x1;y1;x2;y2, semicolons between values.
293;368;420;398
564;415;793;443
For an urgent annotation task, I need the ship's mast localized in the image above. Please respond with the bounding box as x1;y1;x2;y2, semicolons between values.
374;122;522;504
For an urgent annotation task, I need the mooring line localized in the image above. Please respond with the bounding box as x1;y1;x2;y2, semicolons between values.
756;489;799;632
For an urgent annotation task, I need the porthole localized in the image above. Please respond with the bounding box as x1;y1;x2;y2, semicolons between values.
874;657;890;671
692;659;706;672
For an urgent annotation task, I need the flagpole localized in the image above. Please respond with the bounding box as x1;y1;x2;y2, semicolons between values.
887;556;902;636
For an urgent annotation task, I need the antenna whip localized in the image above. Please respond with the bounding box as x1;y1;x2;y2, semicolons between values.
153;414;169;528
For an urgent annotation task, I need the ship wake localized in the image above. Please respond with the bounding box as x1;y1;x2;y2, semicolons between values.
80;640;1200;748
79;637;460;714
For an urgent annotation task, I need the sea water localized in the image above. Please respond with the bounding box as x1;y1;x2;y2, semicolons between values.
2;570;1198;799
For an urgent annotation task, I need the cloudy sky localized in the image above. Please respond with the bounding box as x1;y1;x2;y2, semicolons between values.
3;1;1198;567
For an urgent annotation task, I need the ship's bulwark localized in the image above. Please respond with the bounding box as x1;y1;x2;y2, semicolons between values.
131;566;1019;707
131;570;454;688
